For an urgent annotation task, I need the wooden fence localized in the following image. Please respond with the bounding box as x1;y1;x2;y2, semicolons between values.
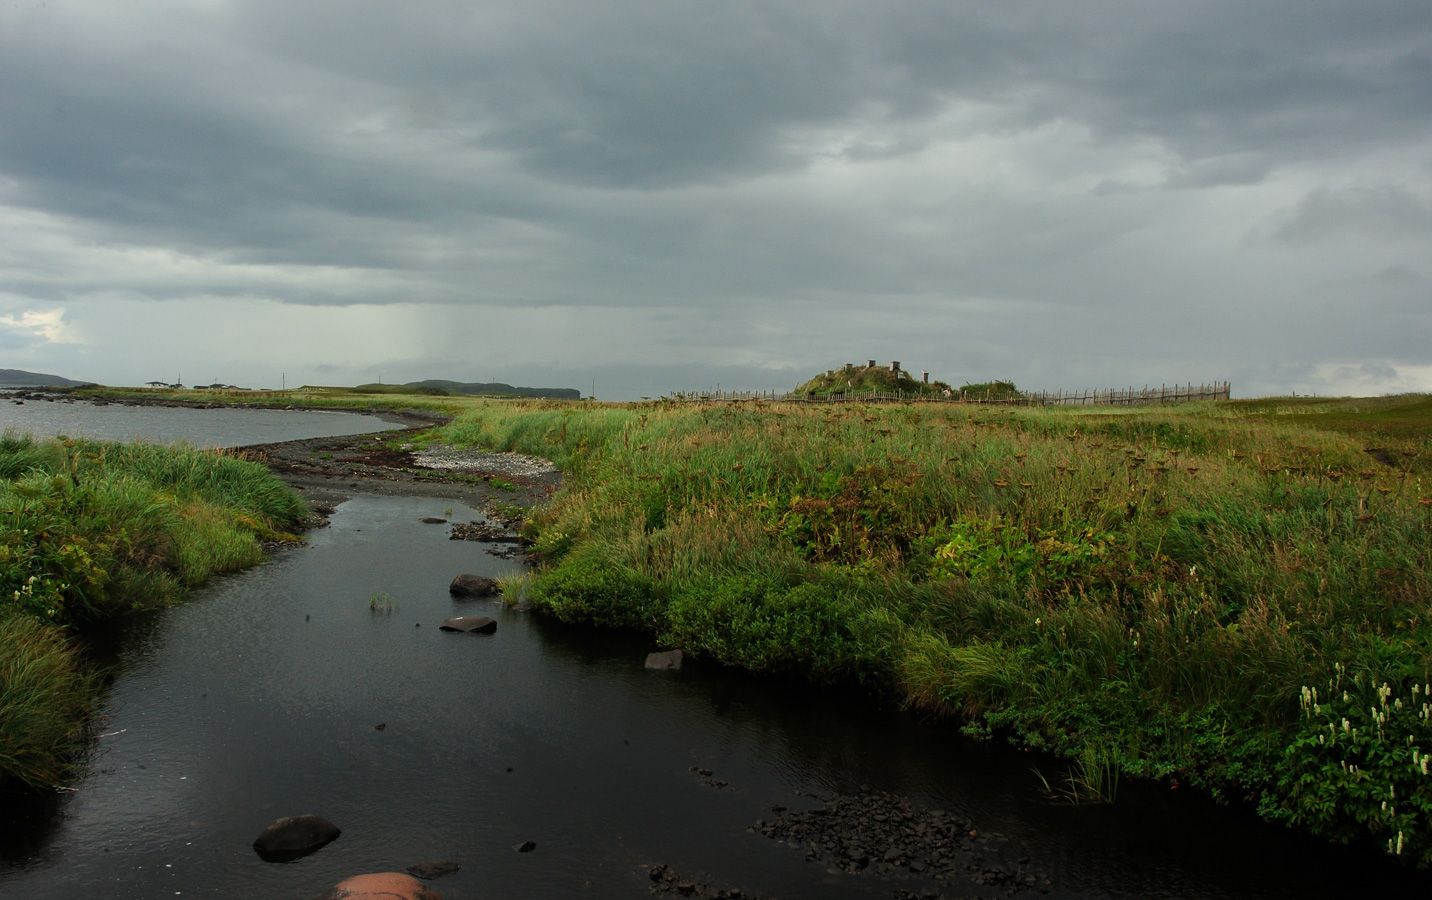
666;381;1231;406
1023;382;1231;406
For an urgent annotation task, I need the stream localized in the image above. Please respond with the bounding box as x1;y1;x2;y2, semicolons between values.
2;493;1427;899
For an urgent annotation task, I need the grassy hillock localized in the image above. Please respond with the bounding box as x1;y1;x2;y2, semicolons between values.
794;363;951;398
0;435;307;788
434;394;1432;865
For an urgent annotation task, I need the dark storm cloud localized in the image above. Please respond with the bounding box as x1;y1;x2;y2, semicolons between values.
0;1;1429;394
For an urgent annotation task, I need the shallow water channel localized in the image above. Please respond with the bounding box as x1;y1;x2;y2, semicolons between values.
1;494;1428;899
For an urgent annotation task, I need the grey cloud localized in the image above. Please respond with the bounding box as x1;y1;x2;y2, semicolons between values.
1375;264;1423;284
1274;185;1432;243
1;1;1430;396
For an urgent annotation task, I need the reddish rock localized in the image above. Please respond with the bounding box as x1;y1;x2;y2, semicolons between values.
310;872;443;900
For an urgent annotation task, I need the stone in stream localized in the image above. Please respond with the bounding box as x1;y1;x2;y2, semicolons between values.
645;649;684;670
448;573;500;597
309;872;443;900
439;615;497;633
406;860;461;880
251;813;341;861
419;516;448;524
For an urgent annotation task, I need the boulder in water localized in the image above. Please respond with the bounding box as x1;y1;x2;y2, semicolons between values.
449;574;499;597
645;650;684;671
406;860;461;880
252;813;340;861
439;615;497;634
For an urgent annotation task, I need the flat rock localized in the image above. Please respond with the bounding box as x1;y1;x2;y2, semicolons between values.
419;516;448;524
310;872;443;900
439;615;497;634
645;650;684;670
406;861;461;880
448;573;500;597
252;814;340;861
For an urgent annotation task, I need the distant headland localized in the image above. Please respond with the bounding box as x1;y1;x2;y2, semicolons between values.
353;379;581;400
0;368;91;387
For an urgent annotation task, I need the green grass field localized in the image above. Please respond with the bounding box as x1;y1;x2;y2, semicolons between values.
429;393;1432;864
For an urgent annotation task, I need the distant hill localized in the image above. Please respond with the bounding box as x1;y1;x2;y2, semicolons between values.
0;368;89;387
354;379;581;400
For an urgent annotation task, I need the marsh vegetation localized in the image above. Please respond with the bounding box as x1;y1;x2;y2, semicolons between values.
433;394;1432;864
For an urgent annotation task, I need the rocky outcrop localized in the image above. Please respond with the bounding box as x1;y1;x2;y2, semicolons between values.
252;814;340;861
309;872;443;900
448;574;500;597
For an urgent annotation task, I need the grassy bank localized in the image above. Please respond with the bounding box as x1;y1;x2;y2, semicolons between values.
0;433;307;788
434;395;1432;864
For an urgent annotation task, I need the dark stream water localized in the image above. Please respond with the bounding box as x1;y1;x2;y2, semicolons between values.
1;494;1428;899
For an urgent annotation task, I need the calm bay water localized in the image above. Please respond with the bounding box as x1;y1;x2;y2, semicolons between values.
1;494;1427;899
0;395;403;447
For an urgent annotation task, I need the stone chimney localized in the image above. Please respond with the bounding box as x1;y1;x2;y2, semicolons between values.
867;359;876;368
922;371;929;383
891;361;901;373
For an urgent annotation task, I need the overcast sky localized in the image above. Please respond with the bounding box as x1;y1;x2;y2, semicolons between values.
1;1;1429;398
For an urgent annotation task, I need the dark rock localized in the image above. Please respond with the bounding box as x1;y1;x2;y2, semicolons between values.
439;616;497;634
419;516;448;524
406;860;461;880
511;599;535;613
448;574;500;597
645;649;683;670
309;872;442;899
252;813;341;861
514;839;537;853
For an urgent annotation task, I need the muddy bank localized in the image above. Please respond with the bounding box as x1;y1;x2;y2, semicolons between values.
237;413;559;516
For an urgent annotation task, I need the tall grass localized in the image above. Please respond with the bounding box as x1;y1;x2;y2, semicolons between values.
0;613;96;789
432;398;1432;864
0;432;307;788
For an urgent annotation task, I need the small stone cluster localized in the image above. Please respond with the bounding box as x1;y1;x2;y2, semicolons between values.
646;864;763;898
415;447;558;479
449;521;521;542
688;765;729;788
751;790;1050;897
